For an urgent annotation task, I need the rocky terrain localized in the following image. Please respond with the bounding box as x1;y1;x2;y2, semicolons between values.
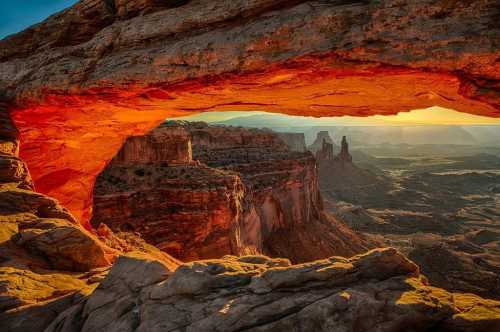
91;121;371;262
0;0;498;228
312;132;391;207
0;104;180;331
308;131;339;155
0;0;499;330
0;107;499;330
44;248;500;332
315;133;500;299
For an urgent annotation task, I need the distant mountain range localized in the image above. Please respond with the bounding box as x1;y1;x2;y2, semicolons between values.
214;114;500;147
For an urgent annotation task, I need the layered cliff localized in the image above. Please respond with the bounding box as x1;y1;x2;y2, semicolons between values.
0;1;499;330
308;131;338;155
0;106;180;331
1;108;499;331
189;122;369;261
91;121;370;262
0;0;498;225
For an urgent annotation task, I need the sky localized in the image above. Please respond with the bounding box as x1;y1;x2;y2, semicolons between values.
0;0;77;39
174;106;500;126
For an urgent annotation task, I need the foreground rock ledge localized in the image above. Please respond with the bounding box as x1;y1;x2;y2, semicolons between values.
47;248;500;332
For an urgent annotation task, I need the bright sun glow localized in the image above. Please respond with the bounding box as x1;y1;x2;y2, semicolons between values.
174;106;500;126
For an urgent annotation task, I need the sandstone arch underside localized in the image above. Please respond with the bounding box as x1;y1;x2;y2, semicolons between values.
0;0;499;225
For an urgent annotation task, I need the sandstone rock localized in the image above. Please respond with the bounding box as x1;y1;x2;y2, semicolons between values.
14;218;115;272
0;156;32;190
318;154;390;208
0;186;114;332
308;131;338;155
1;0;498;110
0;1;499;330
0;188;76;223
315;138;335;161
408;235;500;300
189;122;372;261
0;215;107;332
0;115;179;331
315;134;353;164
0;0;498;224
92;121;372;262
45;248;500;332
91;161;245;261
335;136;353;164
113;125;192;165
46;252;177;332
114;0;191;19
0;105;31;190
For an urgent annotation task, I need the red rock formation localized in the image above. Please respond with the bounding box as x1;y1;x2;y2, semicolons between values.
92;166;245;261
0;0;498;224
0;107;180;331
1;0;498;111
309;131;338;155
113;126;192;165
1;2;498;329
316;139;335;161
91;121;371;262
334;135;353;164
1;110;498;331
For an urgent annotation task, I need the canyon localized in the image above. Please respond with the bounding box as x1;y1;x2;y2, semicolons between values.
91;121;370;262
0;0;500;331
1;111;499;330
312;131;500;300
0;0;498;224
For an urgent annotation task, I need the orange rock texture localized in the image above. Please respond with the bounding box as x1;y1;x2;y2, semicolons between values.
91;121;371;262
0;0;499;223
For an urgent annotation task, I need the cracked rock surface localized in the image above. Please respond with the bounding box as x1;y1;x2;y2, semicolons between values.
47;248;500;332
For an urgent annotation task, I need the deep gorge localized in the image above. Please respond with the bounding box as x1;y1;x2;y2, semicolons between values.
0;0;499;331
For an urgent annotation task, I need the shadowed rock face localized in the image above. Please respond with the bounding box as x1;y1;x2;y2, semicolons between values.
45;248;500;332
1;106;500;331
0;2;499;329
309;131;338;155
91;121;371;262
0;106;180;331
0;0;499;223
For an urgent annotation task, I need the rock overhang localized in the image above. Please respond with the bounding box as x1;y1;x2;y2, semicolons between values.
0;0;499;225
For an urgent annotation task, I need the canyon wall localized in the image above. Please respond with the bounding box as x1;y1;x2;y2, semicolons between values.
0;103;181;331
0;0;499;223
0;1;499;330
309;131;338;155
113;126;192;165
91;123;245;261
92;121;370;262
2;107;499;331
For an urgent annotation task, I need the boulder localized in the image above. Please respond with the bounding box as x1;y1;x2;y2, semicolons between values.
46;248;500;332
